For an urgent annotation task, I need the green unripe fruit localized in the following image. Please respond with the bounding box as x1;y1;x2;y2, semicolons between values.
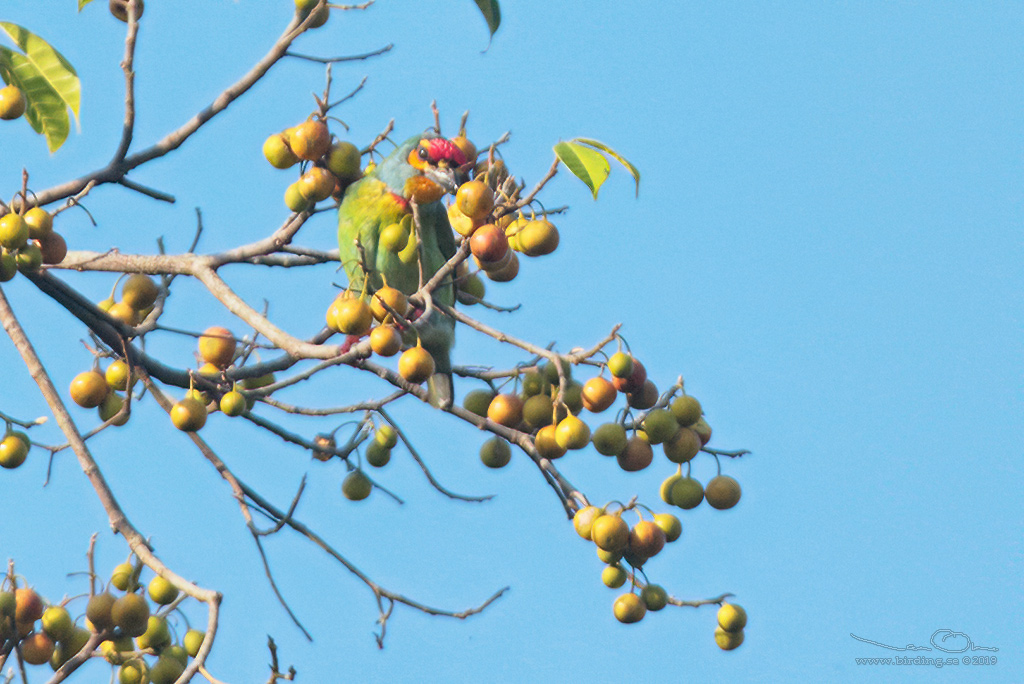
522;393;554;429
607;352;633;378
86;592;117;631
520;371;548;397
670;394;702;426
119;659;149;684
98;393;129;426
374;425;398;449
364;440;391;468
660;474;682;504
16;241;42;272
462;389;496;417
111;592;150;637
670;477;704;510
326;141;361;180
642;408;680;445
164;644;189;667
121;274;159;310
715;626;745;650
705;475;742;510
111;562;135;591
183;628;205;657
542;358;571;385
149;655;185;684
220;390;247;416
0;214;28;249
479;436;511;468
41;605;74;642
136;615;170;651
342;470;372;500
664;427;701;463
148;576;179;605
653;512;683;542
284;182;313;213
591;422;628;457
380;221;410;252
641;584;668;611
602;564;627;589
0;250;16;282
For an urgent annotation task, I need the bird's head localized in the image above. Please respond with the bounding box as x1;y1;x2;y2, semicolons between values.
379;134;469;205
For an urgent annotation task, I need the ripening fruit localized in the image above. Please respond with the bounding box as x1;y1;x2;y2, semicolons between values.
592;422;628;457
15;588;44;625
111;562;135;591
297;167;338;203
597;547;622;565
86;592;117;632
199;326;236;368
398;345;434;384
581;377;617;413
534;424;566;459
670;477;704;510
607;352;633;379
263;133;299;169
111;592;150;637
104;361;132;392
342;470;372;500
107;301;138;325
451;135;477;165
121;274;159;310
284;182;313;213
659;474;682;504
517;219;559;257
183;628;205;657
572;505;604;540
715;626;745;651
51;626;90;669
455;180;495;221
0;213;28;250
484;251;519;282
70;371;109;409
487;393;523;428
365;440;391;467
164;644;189;667
148;576;179;605
119;659;149;684
23;207;53;239
0;85;26;120
670;395;702;427
628;520;666;559
462;389;495;417
589;514;629;553
664;427;701;463
0;432;29;469
470;223;509;264
100;635;136;664
479;436;511;468
691;417;712;445
370;286;409;322
602;564;627;589
616;434;653;472
705;475;742;510
289;119;330;161
16;241;43;272
654;513;682;542
369;325;402;357
555;415;590;450
20;632;54;665
718;603;747;632
220;390;247;416
627;380;659;410
642;409;680;445
612;357;646;394
335;297;373;335
39;232;67;265
135;615;169;651
326;141;361;180
613;593;646;624
109;0;145;22
641;584;669;611
170;397;207;432
380;220;411;252
98;393;129;426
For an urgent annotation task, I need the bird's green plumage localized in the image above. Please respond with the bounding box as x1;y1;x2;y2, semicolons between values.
337;134;457;404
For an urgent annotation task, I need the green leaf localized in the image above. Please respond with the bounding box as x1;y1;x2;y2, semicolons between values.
0;47;70;152
574;138;641;198
78;0;97;10
473;0;501;38
554;141;611;200
0;22;80;122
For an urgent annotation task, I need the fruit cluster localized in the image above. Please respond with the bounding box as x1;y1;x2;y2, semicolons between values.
340;425;397;502
715;603;747;651
0;561;206;679
0;207;66;282
263;117;361;213
98;274;160;327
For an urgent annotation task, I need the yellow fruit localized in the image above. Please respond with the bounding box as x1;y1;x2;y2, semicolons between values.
263;133;299;169
718;603;747;632
41;605;73;643
581;377;617;413
590;514;629;553
370;286;409;322
135;616;169;651
398;346;434;384
369;325;402;357
121;274;159;310
554;415;590;450
98;393;129;426
107;301;139;325
487;393;523;428
380;221;411;252
219;390;247;416
170;397;207;432
0;85;26;120
448;202;478;238
534;424;567;459
455;180;495;221
628;520;666;559
198;326;236;368
0;432;28;469
602;564;627;589
715;626;745;650
111;563;135;592
284;182;312;212
297;167;338;203
517;219;559;256
147;576;179;605
70;371;109;409
0;213;28;250
613;593;646;624
183;629;205;657
99;635;135;664
451;136;477;165
335;298;373;335
653;512;682;542
572;506;603;540
325;141;361;180
23;208;53;239
16;241;42;272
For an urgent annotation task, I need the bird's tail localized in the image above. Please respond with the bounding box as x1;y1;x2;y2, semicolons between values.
427;371;453;409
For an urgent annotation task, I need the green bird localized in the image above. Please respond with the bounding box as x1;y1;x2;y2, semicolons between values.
337;132;468;406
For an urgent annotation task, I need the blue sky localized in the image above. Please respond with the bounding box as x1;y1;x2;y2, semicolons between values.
1;1;1021;682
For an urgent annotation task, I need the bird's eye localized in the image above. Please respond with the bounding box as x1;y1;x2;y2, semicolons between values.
417;146;430;160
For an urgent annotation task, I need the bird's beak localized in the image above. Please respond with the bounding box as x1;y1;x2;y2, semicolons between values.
424;165;459;195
